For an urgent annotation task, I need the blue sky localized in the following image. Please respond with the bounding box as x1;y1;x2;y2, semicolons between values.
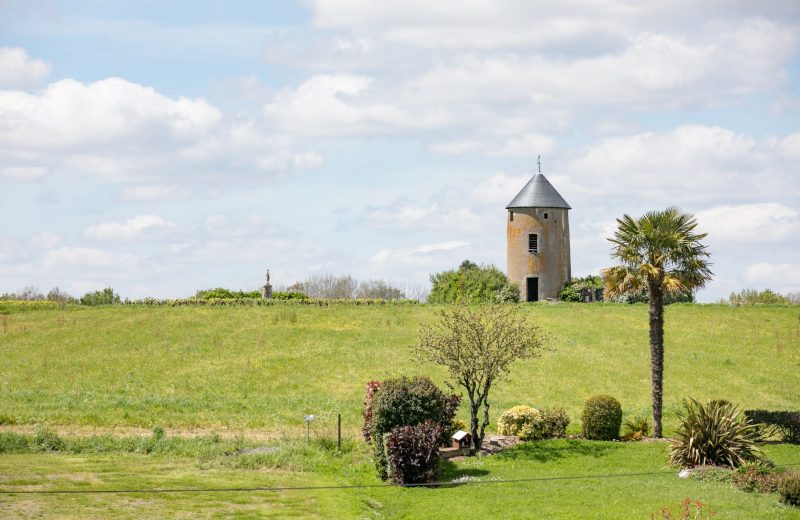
1;0;799;301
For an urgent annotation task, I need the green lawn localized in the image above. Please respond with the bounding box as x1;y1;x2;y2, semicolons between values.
0;303;797;436
1;303;799;518
1;438;798;519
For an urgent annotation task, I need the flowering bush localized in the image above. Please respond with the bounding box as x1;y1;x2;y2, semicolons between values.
497;406;542;439
540;407;570;438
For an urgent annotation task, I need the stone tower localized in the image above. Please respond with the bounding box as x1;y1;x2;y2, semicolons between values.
506;172;571;301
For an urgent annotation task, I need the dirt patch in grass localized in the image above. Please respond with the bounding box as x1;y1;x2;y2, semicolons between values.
0;499;43;519
0;424;287;441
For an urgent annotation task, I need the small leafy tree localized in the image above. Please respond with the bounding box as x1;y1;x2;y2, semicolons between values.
80;287;121;306
414;304;547;449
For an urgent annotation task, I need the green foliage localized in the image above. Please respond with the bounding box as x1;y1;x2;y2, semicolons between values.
558;275;603;302
725;288;798;305
732;462;783;493
781;472;800;507
196;288;261;299
607;288;694;304
272;291;309;301
80;287;121;306
369;376;457;479
33;427;66;452
744;410;800;443
494;282;521;303
539;407;570;439
0;431;31;452
385;421;442;485
668;398;765;468
687;467;733;483
497;406;542;438
444;418;468;441
46;287;77;304
582;395;622;440
152;425;165;441
428;260;517;303
622;416;652;441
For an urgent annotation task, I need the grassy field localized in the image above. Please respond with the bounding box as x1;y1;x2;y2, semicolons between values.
1;434;799;519
0;303;797;436
1;303;799;518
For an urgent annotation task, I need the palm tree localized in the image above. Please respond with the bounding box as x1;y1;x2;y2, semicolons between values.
602;207;712;438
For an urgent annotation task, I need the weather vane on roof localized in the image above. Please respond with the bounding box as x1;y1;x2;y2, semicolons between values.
537;155;542;173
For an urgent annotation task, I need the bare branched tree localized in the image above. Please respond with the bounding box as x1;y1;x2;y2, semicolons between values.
414;304;548;449
356;280;405;300
301;273;358;299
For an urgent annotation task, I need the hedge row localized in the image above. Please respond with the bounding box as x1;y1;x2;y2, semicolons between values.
0;300;62;312
745;410;800;443
124;297;420;307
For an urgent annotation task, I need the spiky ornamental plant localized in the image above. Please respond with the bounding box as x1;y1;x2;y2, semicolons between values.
602;208;712;437
668;398;766;468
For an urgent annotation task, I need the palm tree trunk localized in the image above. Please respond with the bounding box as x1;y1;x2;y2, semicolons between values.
648;282;665;438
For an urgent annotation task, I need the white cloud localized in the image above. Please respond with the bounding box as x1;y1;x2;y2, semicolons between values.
263;73;446;136
0;47;50;89
369;240;469;266
121;185;188;202
562;125;800;207
311;2;798;55
0;76;320;184
43;247;137;269
471;173;530;205
30;231;62;249
0;166;47;180
274;7;797;146
0;78;221;149
744;263;800;293
696;203;800;243
84;215;177;240
364;199;484;230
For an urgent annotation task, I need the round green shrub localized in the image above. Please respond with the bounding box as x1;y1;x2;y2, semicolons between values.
370;377;448;441
779;472;800;507
582;395;622;440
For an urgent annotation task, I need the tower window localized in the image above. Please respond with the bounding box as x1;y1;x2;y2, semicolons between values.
543;212;548;219
509;211;514;222
528;233;538;253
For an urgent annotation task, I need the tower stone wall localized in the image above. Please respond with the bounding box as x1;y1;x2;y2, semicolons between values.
507;207;571;301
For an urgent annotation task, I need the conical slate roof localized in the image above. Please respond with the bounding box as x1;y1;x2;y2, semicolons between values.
506;173;571;209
